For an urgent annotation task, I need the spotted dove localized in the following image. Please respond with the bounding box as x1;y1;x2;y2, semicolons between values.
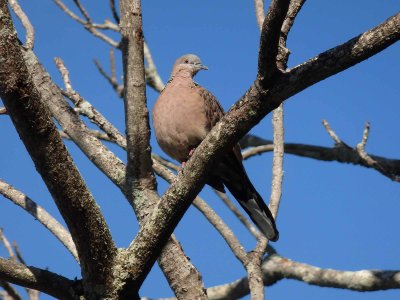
152;54;279;241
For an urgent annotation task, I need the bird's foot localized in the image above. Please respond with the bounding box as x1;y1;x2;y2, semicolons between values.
188;148;196;157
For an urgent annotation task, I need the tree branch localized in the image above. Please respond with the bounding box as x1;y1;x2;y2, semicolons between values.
8;0;34;49
0;279;22;300
240;134;400;180
258;0;291;86
0;3;115;298
120;0;157;194
280;13;400;99
206;254;400;299
0;179;78;261
253;0;264;30
0;258;80;299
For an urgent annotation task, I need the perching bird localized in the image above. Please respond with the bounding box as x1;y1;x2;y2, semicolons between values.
152;54;279;241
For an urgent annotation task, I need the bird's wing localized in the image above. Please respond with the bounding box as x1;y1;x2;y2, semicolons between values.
195;83;225;130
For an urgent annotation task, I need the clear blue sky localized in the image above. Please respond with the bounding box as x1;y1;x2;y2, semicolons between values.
1;1;399;299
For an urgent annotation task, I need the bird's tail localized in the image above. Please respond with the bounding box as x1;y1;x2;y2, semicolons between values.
215;156;279;241
225;178;279;241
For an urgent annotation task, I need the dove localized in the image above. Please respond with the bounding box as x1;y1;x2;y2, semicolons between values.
152;54;279;241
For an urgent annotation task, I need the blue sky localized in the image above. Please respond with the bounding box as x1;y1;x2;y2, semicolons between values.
1;1;399;299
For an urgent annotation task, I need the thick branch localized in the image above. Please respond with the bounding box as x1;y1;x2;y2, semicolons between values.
120;0;157;195
0;4;115;298
0;258;79;299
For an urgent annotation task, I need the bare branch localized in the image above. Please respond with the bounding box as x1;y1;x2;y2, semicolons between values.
356;123;400;182
109;0;120;23
322;119;345;145
0;258;79;299
55;57;127;149
269;104;284;219
52;0;119;47
110;48;117;83
0;179;78;261
280;0;306;42
253;0;264;30
60;129;118;146
258;0;291;86
0;280;22;300
119;0;157;197
242;144;274;159
72;0;91;23
8;0;34;49
281;13;400;99
207;254;400;299
52;0;85;25
94;56;124;97
0;230;15;260
277;0;306;69
144;42;165;92
241;134;400;181
246;103;285;298
9;243;40;300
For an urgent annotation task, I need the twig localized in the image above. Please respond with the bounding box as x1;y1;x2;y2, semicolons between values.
55;57;127;149
110;48;117;83
52;0;119;47
109;0;120;23
322;119;344;145
0;179;79;261
242;144;274;159
72;0;91;23
277;0;306;69
59;129;119;146
0;280;22;300
144;42;165;92
0;229;15;260
10;242;40;300
356;123;400;182
269;104;284;219
12;242;25;265
8;0;34;49
253;0;265;30
94;55;124;98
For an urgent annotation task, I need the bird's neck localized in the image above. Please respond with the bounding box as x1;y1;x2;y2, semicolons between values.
171;70;194;80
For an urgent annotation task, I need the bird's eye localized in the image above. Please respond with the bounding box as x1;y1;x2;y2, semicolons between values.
184;60;189;63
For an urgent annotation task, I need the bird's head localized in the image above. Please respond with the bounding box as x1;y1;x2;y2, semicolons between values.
171;54;208;77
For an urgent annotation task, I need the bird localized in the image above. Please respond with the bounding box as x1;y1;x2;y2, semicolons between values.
152;54;279;241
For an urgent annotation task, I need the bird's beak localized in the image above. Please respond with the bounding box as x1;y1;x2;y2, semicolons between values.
199;64;208;70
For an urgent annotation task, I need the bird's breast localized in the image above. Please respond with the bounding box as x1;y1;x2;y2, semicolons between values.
152;83;209;162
